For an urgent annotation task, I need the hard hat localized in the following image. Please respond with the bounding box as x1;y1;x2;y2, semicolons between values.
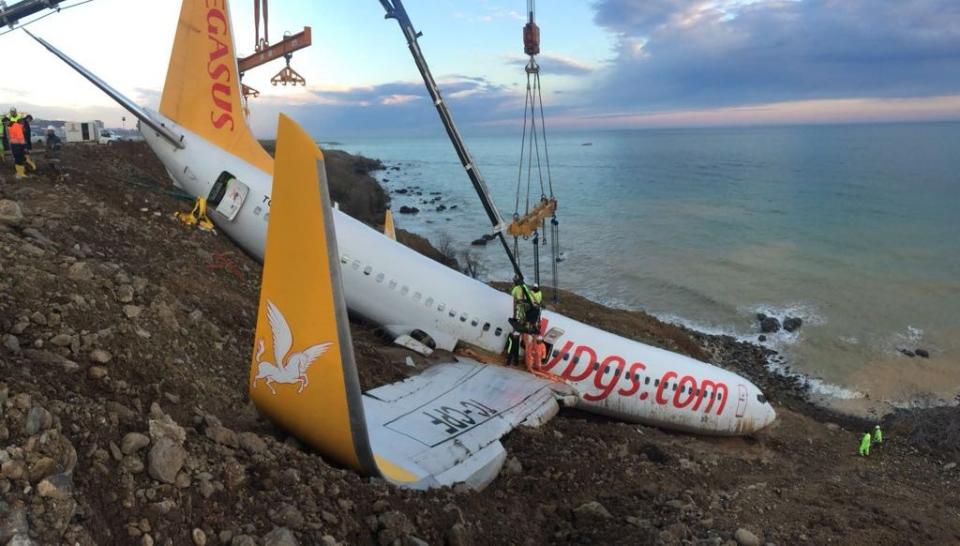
875;425;880;429
47;125;55;132
532;283;540;290
8;107;16;115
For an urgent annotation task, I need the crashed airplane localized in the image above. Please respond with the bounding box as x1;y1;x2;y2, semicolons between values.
27;0;776;489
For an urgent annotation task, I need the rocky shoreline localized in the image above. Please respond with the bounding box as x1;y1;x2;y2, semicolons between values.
1;142;958;544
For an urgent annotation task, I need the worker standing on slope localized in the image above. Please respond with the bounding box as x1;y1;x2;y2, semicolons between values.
511;276;535;329
5;109;36;172
872;425;883;448
5;111;29;179
859;431;872;457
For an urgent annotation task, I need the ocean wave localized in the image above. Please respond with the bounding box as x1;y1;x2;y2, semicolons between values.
765;355;866;400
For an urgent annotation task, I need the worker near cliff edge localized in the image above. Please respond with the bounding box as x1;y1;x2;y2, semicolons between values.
4;109;31;179
872;425;883;447
859;431;872;457
511;276;536;329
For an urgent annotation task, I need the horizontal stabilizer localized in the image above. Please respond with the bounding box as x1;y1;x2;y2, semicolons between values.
364;360;572;490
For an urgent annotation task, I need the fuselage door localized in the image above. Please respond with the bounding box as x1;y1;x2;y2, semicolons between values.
735;384;748;418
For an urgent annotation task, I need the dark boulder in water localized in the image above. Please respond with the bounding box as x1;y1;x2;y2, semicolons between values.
394;188;408;194
898;348;916;358
471;238;488;246
436;205;447;212
399;206;419;214
915;348;930;358
482;233;495;241
757;313;768;322
758;335;767;342
783;317;803;332
760;317;781;333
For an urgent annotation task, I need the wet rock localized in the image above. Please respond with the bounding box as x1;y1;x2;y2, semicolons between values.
24;406;53;435
0;199;24;227
263;527;299;546
37;472;74;499
734;528;761;546
399;206;419;214
783;317;803;332
3;334;20;353
122;432;151;454
757;335;766;342
88;366;108;379
67;262;95;282
898;348;916;358
89;349;112;364
238;432;267;454
915;348;930;358
759;317;781;333
148;437;186;484
943;462;956;471
503;456;523;476
470;238;487;246
573;501;612;523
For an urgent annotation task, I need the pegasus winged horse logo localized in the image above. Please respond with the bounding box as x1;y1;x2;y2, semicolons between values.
253;300;332;395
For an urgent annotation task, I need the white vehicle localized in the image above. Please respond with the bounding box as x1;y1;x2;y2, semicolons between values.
98;129;121;144
28;0;775;489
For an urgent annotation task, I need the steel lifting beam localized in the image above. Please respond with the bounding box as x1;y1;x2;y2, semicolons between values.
0;0;67;27
378;0;524;281
238;27;312;73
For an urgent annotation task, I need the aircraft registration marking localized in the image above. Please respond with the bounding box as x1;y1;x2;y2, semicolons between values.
385;398;500;448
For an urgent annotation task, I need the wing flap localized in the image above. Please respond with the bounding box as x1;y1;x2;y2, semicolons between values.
364;360;572;490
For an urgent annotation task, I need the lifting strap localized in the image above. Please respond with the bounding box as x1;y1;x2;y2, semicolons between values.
175;197;216;232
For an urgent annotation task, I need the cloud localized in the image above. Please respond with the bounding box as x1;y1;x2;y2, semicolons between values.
247;76;525;137
504;53;599;76
589;0;960;110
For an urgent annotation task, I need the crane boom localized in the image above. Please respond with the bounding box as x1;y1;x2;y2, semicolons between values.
0;0;68;27
377;0;524;281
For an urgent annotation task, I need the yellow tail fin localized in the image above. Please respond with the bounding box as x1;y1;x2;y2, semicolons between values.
249;114;376;475
383;209;397;240
160;0;273;174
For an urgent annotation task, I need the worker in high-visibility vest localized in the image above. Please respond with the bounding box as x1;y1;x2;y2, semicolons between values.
5;109;37;173
859;431;872;457
872;425;883;447
5;111;29;179
511;276;535;327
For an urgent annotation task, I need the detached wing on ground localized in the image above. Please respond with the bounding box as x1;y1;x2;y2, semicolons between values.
250;114;571;490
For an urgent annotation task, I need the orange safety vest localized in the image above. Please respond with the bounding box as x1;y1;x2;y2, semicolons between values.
8;121;25;145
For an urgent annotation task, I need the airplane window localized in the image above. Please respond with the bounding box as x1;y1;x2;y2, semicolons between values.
672;384;677;391
363;266;372;275
483;323;491;332
352;260;361;270
573;356;580;364
438;303;445;311
340;256;349;265
552;349;559;357
425;297;434;307
717;394;723;400
635;373;641;380
562;353;569;361
389;280;397;290
757;394;767;404
614;369;621;377
494;327;503;336
401;286;409;296
376;273;385;283
460;314;467;322
414;292;422;301
471;319;479;327
654;379;660;386
644;377;650;385
449;309;456;317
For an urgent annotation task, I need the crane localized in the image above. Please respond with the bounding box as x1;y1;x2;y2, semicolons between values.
378;0;525;281
0;0;69;27
237;0;312;100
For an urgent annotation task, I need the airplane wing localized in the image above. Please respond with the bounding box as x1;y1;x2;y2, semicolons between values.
364;360;573;490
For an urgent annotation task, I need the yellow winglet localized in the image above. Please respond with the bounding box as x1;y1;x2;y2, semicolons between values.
383;209;396;240
249;114;377;476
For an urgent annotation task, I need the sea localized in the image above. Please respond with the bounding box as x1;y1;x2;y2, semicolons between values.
338;122;960;415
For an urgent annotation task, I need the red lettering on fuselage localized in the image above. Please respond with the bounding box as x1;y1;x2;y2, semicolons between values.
206;7;234;131
548;339;728;416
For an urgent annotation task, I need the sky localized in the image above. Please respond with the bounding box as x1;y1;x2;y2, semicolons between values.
3;0;960;137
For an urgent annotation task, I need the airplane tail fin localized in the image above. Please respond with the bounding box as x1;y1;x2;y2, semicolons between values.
160;0;272;173
249;114;376;475
383;209;397;240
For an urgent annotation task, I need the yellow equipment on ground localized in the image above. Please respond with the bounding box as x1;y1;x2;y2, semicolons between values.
175;197;215;232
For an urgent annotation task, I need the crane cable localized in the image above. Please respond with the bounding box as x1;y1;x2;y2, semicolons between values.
513;0;560;303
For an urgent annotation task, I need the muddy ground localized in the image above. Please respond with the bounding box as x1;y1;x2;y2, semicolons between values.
0;142;958;545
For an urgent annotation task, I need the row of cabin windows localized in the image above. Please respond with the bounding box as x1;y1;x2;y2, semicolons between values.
547;348;724;400
343;255;504;338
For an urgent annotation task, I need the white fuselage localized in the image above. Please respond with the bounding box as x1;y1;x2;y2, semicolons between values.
142;116;776;436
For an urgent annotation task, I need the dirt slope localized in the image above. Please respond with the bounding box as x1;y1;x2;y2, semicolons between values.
0;143;957;545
